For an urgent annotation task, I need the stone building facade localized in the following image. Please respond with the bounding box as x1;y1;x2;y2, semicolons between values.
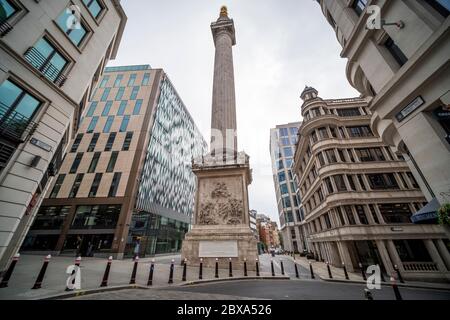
0;0;126;273
21;65;207;259
316;0;450;214
270;122;306;253
293;86;450;282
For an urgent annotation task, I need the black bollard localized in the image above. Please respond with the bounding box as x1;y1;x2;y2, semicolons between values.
256;259;260;277
100;256;113;287
182;258;187;281
228;258;233;277
391;276;402;300
215;258;219;278
32;255;52;290
309;262;315;279
244;258;248;277
280;260;285;275
326;262;333;279
147;259;155;286
342;262;349;280
364;289;374;300
271;260;275;277
394;265;404;283
199;258;203;280
168;259;174;284
294;263;299;278
129;256;139;285
359;263;367;281
0;253;20;288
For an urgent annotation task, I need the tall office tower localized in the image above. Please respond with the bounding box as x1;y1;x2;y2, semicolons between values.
270;122;306;253
292;86;449;282
317;0;450;220
22;65;207;258
0;0;126;273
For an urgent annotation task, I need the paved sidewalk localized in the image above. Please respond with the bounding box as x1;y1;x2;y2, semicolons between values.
289;254;450;290
0;254;277;300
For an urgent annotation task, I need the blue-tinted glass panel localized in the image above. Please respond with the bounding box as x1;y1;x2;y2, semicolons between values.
133;99;142;115
83;0;102;18
0;80;41;125
114;75;123;87
87;116;98;133
103;116;114;133
0;0;17;21
102;101;113;116
115;87;125;101
99;76;109;88
130;86;139;100
117;100;127;115
278;172;286;183
142;73;150;85
127;74;136;87
101;88;110;101
119;115;129;132
283;147;293;157
56;8;87;46
86;102;97;117
0;79;21;109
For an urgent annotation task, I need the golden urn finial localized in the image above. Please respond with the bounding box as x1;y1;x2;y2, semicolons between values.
220;5;228;17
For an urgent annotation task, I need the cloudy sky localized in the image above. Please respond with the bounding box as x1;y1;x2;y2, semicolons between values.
109;0;359;224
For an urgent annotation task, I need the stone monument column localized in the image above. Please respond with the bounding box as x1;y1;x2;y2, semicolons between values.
210;6;238;158
181;6;258;270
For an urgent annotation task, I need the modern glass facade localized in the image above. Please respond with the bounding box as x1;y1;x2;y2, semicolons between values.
128;77;207;257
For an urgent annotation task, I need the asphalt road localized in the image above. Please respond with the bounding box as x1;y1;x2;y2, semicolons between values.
164;279;450;300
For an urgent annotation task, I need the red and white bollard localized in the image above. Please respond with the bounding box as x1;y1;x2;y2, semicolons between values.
32;255;51;289
129;256;139;285
0;253;20;288
100;256;113;287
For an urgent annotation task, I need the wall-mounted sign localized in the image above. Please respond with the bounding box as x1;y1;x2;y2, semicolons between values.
395;96;425;122
30;138;52;152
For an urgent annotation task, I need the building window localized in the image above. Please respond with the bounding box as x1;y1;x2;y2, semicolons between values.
88;152;100;173
353;0;368;16
71;204;121;229
281;137;290;146
424;0;450;17
115;87;125;101
101;88;110;101
106;151;118;172
337;108;361;117
133;99;143;115
357;174;367;191
70;134;83;153
142;73;150;86
278;171;286;183
325;177;334;194
347;125;373;137
130;86;139;100
108;172;121;197
368;204;380;224
355;205;369;224
87;116;98;133
385;37;408;67
336;207;346;226
82;0;104;19
99;76;109;88
105;132;116;151
86;133;99;152
406;172;420;188
378;203;412;224
117;100;127;116
24;37;68;84
88;173;102;197
334;175;347;192
283;147;293;157
0;0;19;22
86;102;97;117
368;173;399;190
122;132;133;151
127;74;137;86
49;174;65;198
69;173;84;198
279;128;288;137
318;152;326;166
325;149;337;163
56;7;88;46
355;147;386;162
280;183;289;195
337;149;346;162
324;213;332;229
344;206;356;225
347;175;356;191
317;127;329;140
113;74;123;88
30;206;71;230
290;127;298;136
0;79;42;141
103;116;114;133
69;153;83;173
119;115;130;132
101;101;113;116
286;158;293;168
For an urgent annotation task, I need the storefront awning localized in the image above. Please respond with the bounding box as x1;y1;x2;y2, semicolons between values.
411;198;439;224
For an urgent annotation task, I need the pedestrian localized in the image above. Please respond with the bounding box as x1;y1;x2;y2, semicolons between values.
133;238;141;259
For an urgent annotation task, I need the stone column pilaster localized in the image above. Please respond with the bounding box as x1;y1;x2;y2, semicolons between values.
423;239;447;272
435;239;450;270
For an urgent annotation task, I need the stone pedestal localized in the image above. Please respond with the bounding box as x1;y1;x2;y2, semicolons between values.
181;152;258;270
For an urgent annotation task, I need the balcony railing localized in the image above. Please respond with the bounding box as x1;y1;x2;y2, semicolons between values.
0;102;37;143
0;20;13;37
402;262;439;272
24;47;67;87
